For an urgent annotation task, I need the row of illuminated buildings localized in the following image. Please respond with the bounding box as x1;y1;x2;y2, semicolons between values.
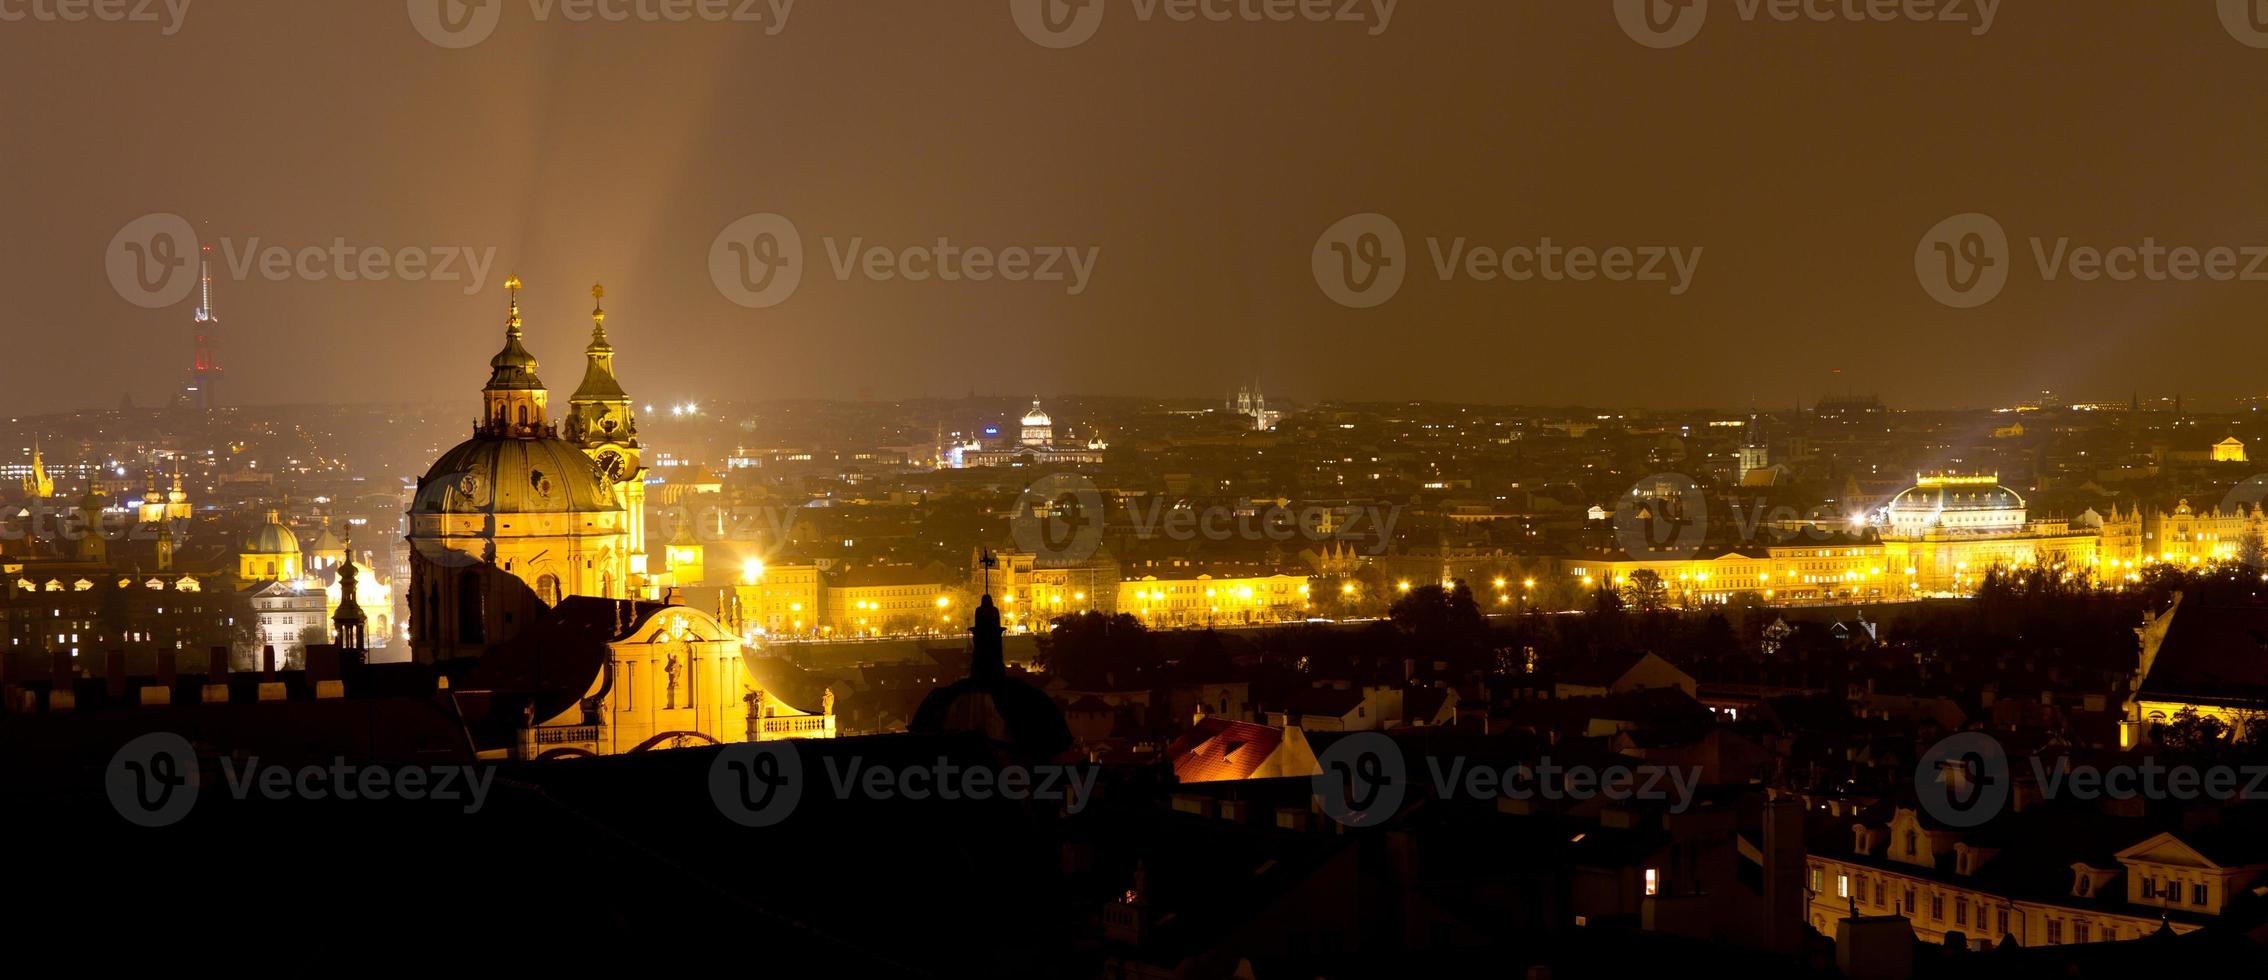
1399;474;2268;605
723;547;1317;640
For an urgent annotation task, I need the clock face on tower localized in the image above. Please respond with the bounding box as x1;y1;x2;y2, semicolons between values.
596;449;626;482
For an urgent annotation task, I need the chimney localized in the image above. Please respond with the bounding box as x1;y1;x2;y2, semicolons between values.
47;650;75;713
203;645;231;704
104;650;127;699
1835;914;1915;980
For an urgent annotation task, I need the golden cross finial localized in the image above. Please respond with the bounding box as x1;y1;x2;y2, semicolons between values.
505;275;524;331
591;282;606;326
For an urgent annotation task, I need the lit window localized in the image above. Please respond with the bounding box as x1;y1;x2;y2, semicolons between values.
1644;868;1659;896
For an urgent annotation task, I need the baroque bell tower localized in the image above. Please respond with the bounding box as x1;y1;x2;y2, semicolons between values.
566;283;650;596
482;277;551;437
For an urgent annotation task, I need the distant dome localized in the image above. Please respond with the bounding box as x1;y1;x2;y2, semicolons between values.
242;510;301;555
1021;400;1052;427
417;435;617;516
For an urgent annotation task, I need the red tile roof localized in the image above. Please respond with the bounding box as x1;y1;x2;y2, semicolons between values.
1167;718;1285;783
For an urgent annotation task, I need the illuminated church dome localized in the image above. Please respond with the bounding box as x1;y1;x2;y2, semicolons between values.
242;508;301;556
417;278;617;518
417;437;617;516
407;278;634;663
1882;473;2026;537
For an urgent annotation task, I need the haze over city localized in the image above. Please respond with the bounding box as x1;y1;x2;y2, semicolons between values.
8;2;2268;412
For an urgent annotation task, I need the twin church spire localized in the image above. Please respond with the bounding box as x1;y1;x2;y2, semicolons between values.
477;277;638;444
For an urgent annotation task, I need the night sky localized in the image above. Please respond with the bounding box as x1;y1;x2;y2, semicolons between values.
5;1;2266;413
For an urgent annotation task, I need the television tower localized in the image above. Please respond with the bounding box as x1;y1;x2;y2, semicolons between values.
183;243;221;410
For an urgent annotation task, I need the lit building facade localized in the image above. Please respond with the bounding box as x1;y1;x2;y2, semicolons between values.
1119;573;1311;628
1805;808;2229;948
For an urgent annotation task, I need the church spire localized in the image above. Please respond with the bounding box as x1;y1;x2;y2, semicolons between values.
588;282;610;349
332;523;368;655
22;436;52;499
480;276;550;437
568;281;634;452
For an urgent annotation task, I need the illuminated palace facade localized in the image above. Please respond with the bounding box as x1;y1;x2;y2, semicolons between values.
1563;474;2155;603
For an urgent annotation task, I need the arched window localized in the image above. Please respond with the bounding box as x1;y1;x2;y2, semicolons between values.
264;560;277;578
537;574;561;607
458;573;485;644
518;405;529;426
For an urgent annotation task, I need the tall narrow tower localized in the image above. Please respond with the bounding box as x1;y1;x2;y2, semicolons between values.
183;244;223;410
566;283;649;596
